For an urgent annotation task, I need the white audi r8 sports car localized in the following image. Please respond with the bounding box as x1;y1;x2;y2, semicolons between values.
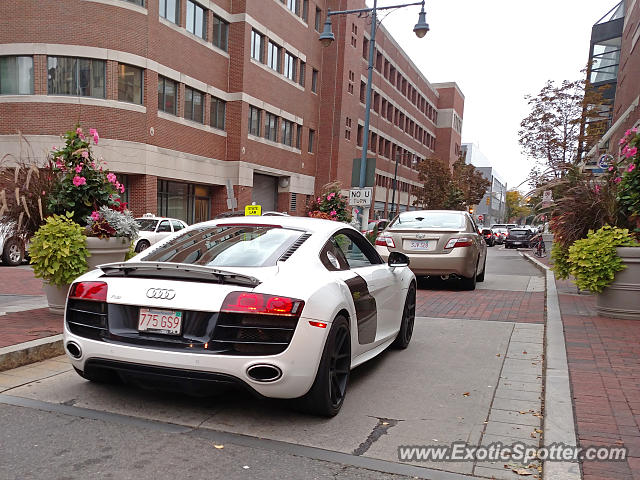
63;216;416;416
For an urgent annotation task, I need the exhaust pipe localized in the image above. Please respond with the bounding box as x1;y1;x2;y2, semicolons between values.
246;364;282;383
66;341;82;359
440;274;450;281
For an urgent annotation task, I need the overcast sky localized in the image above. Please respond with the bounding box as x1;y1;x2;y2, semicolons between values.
370;0;620;191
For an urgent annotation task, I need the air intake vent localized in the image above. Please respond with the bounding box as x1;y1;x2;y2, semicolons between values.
290;192;297;211
279;233;311;262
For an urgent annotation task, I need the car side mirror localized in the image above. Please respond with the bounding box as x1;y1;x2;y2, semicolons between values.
388;252;410;268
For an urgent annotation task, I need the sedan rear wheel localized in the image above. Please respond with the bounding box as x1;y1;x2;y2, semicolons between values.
135;240;150;253
461;259;478;290
297;315;351;417
391;283;416;349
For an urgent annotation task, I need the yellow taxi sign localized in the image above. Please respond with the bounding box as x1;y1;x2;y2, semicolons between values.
245;205;262;216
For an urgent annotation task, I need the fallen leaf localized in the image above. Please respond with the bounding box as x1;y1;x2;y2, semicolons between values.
530;432;537;438
535;429;542;434
519;411;528;414
463;392;470;397
242;466;250;470
382;422;389;426
512;468;533;476
432;438;438;442
523;351;528;354
496;353;501;357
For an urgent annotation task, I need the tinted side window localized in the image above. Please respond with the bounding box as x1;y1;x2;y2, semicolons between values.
172;220;184;231
157;220;171;232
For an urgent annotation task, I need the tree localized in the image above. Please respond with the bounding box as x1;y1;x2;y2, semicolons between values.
452;157;491;207
413;158;452;210
519;79;608;182
414;156;491;211
505;190;531;223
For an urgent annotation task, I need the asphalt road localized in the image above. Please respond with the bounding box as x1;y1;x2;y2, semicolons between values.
0;246;545;480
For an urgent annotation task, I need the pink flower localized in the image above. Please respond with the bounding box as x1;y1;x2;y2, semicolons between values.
89;128;99;145
330;209;337;216
73;175;86;186
81;151;89;159
107;173;117;184
75;165;82;173
52;146;57;151
327;192;335;201
619;138;627;145
317;197;321;202
628;163;636;173
608;166;615;172
594;185;601;194
41;191;46;196
626;147;638;158
614;176;622;184
119;184;125;193
625;129;633;137
90;211;101;221
76;127;85;140
55;160;64;169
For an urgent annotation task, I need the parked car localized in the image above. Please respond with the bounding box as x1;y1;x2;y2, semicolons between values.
63;216;416;417
375;210;487;290
362;219;389;236
134;214;188;253
504;228;534;249
0;223;27;266
481;228;495;247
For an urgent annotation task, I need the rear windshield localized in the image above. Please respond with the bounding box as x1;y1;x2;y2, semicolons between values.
491;224;506;229
509;229;530;238
142;225;304;267
390;212;465;230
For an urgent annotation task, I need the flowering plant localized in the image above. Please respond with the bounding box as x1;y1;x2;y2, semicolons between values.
46;126;133;239
617;128;640;230
306;182;352;222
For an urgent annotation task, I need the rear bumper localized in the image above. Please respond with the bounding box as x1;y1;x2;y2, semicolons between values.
63;315;328;399
376;246;476;278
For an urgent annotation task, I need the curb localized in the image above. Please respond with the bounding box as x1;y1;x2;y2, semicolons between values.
0;335;64;372
521;252;581;480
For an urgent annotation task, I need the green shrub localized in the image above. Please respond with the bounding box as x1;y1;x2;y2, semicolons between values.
29;212;88;286
567;225;637;293
551;243;572;280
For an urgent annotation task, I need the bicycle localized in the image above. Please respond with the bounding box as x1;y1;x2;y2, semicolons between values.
531;235;546;257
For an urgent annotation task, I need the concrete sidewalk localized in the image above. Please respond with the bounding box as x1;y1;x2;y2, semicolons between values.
0;266;64;371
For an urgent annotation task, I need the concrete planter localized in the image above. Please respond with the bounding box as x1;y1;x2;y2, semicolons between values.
596;247;640;320
43;282;70;315
86;236;131;270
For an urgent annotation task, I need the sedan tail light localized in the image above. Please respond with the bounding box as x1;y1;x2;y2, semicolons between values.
221;292;304;317
69;281;108;302
375;233;395;248
444;237;473;249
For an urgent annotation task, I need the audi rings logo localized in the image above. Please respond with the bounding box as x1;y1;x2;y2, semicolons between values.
146;288;176;300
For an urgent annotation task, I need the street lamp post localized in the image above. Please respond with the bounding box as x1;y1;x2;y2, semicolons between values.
389;151;416;219
319;0;429;230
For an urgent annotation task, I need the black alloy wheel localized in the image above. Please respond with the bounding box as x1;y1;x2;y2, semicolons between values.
392;283;416;349
297;315;351;417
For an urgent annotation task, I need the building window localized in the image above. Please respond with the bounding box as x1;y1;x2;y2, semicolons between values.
212;15;228;51
159;0;180;24
0;56;34;95
47;57;105;98
117;64;143;104
295;124;302;149
284;52;296;81
311;68;318;93
302;0;308;22
286;0;299;15
184;87;204;123
264;112;278;142
308;129;315;153
186;1;206;40
281;119;293;146
314;7;322;32
267;41;282;72
298;61;305;87
158;76;177;114
251;30;264;62
248;106;261;136
210;96;225;130
123;0;144;5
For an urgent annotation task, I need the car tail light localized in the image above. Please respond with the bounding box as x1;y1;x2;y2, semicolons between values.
444;237;473;249
69;281;108;302
375;233;395;248
221;292;304;317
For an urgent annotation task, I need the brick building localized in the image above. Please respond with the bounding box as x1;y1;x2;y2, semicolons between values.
0;0;463;224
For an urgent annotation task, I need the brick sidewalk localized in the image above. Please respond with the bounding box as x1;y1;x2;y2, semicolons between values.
0;266;62;348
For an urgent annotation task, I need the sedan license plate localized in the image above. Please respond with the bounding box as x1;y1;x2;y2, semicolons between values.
138;308;182;335
405;240;430;250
